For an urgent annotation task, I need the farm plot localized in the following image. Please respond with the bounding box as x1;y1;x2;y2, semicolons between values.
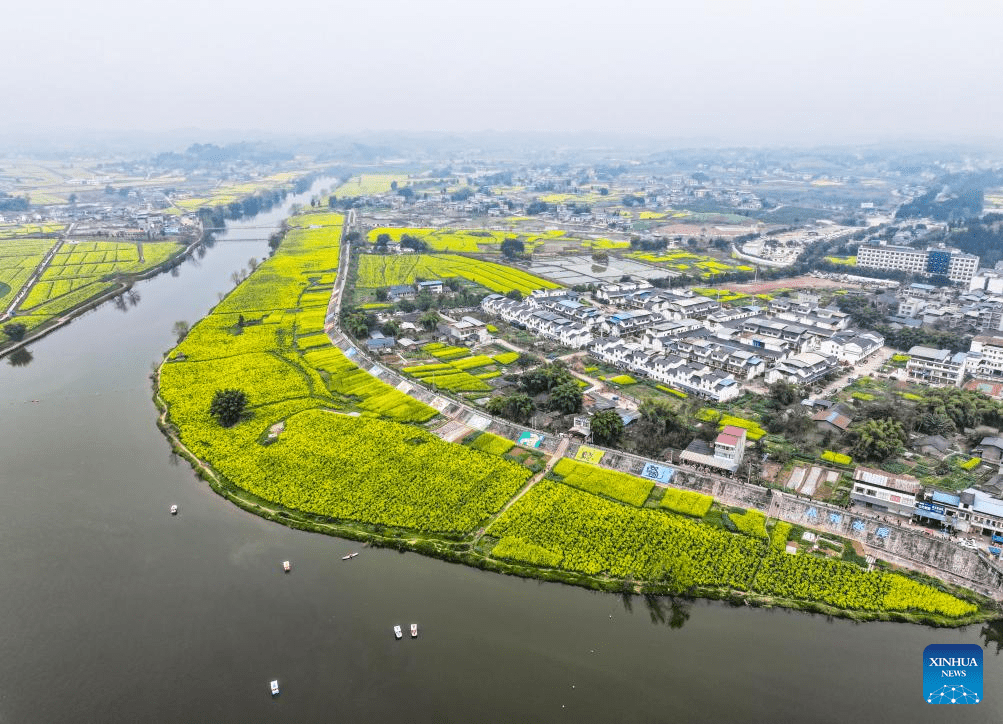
357;253;559;295
162;209;543;533
366;227;557;253
0;238;57;307
16;240;183;321
488;480;764;586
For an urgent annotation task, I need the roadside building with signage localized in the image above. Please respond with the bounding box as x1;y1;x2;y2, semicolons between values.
850;467;922;517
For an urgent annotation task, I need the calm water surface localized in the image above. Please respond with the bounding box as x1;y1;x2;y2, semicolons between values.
0;181;999;723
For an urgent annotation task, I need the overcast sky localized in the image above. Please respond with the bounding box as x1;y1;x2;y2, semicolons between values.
3;0;1002;146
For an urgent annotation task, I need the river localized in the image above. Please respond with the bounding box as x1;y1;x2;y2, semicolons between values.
0;179;999;723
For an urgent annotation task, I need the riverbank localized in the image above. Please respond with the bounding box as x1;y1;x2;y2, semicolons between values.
150;207;999;628
149;377;999;628
0;235;195;359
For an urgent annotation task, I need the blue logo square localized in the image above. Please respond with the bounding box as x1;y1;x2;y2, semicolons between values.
924;644;983;704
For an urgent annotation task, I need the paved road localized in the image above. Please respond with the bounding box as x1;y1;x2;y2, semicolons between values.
817;347;895;399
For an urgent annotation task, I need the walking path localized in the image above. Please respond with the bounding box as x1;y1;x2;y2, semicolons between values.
473;436;570;545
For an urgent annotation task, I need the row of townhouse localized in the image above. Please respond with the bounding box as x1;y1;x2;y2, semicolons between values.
589;340;742;402
481;295;593;348
666;337;766;380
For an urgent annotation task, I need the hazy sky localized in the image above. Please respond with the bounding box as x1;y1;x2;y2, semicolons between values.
4;0;1002;145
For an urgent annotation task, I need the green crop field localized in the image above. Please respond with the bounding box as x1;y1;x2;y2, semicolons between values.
154;209;987;621
0;238;57;307
487;480;977;616
11;239;184;328
333;175;409;197
160;209;540;535
366;227;557;253
356;253;559;295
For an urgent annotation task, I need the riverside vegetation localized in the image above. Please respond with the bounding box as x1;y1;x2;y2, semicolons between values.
155;208;995;626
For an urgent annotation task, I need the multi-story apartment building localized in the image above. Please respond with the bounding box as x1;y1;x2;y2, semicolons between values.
968;335;1003;379
905;345;967;387
856;243;979;284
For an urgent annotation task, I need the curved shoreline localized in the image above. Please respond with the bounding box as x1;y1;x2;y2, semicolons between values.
150;210;999;629
151;370;997;627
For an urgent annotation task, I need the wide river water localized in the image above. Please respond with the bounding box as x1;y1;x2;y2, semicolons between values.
0;180;1000;723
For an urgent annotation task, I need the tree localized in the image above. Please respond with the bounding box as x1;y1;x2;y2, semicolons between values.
172;320;190;342
2;322;27;342
419;311;440;331
630;399;692;456
487;393;534;423
526;200;550;215
849;418;907;461
399;234;428;252
501;237;525;258
591;409;624;446
209;388;248;427
768;380;799;408
375;233;391;251
550;381;583;414
375;288;389;302
521;362;574;395
342;311;371;338
248;257;258;271
515;352;542;368
380;320;400;337
506;289;523;301
591;250;609;264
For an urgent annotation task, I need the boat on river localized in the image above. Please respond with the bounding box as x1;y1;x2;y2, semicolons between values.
170;504;178;515
282;560;291;572
270;680;280;696
394;625;403;639
342;552;358;560
411;623;418;638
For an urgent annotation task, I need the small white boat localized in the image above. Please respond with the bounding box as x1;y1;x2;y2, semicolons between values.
410;623;418;638
282;560;291;572
341;552;358;560
270;679;280;696
393;625;403;639
170;504;178;515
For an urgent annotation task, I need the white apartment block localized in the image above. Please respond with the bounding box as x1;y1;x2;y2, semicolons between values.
905;346;967;387
856;244;979;284
968;335;1003;379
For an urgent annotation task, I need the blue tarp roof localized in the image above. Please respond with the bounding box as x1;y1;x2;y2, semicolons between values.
932;491;961;506
917;510;947;522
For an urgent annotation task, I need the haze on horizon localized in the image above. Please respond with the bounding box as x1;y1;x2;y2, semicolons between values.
4;0;1002;148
